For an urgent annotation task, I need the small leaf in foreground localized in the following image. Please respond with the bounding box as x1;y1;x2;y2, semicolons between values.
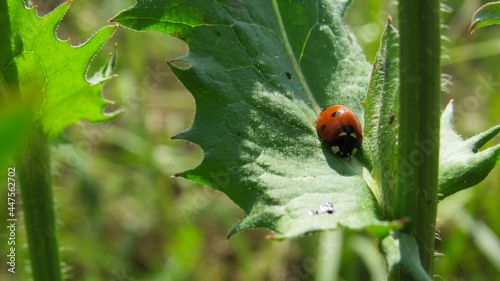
381;231;433;281
1;0;119;139
362;18;400;217
438;100;500;200
470;1;500;33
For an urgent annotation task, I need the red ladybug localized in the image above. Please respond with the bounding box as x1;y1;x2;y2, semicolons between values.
315;105;363;157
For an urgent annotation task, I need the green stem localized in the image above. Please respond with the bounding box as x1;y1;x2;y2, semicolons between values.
316;231;343;281
393;0;441;279
18;124;62;281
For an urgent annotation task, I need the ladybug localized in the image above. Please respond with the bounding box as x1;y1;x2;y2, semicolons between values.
315;105;363;158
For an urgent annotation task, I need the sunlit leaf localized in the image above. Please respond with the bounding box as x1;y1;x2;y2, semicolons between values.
113;0;402;238
438;100;500;200
0;0;119;139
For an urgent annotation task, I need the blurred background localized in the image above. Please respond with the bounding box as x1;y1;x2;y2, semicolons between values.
0;0;499;280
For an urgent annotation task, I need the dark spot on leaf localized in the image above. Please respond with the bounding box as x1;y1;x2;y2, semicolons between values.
231;0;243;10
172;31;183;40
347;34;353;45
216;31;221;36
237;131;241;136
321;124;326;131
389;114;395;125
274;112;280;118
331;111;340;117
286;72;292;79
203;14;212;23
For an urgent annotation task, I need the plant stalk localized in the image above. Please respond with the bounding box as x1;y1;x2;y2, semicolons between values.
18;124;62;281
393;0;441;279
316;231;343;281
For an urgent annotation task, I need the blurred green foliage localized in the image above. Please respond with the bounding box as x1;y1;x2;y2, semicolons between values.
0;0;498;280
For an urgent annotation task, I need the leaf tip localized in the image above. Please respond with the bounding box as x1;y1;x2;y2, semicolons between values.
469;23;477;34
172;171;186;178
469;2;500;34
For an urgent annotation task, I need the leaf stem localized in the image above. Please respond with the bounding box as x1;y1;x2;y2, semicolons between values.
18;124;63;281
393;0;441;279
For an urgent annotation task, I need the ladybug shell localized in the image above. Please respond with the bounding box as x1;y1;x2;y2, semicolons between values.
316;105;363;157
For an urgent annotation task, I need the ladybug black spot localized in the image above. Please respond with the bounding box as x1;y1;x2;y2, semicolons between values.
331;111;340;117
321;124;326;131
342;125;355;134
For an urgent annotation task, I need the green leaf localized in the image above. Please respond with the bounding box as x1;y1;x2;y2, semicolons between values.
362;18;399;217
381;231;433;281
438;100;500;200
470;1;500;33
0;0;118;139
113;0;402;238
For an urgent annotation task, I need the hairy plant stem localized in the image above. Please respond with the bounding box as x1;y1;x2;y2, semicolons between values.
18;124;62;281
392;0;441;279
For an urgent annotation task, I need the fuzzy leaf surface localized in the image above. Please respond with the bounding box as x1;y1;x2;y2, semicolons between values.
0;0;117;139
362;19;399;216
112;0;405;238
438;101;500;200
